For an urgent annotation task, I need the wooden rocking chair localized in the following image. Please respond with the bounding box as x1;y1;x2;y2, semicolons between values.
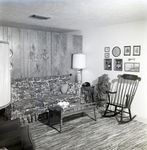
103;74;141;124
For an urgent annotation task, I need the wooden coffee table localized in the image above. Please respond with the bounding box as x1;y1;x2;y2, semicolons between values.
48;102;97;132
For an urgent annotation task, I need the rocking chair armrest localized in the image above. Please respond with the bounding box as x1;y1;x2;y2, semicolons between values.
126;94;134;99
106;90;117;94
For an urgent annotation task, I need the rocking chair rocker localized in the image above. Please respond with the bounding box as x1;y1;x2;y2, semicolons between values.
103;74;141;124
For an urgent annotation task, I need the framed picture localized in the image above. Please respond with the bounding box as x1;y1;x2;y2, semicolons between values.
112;46;121;57
104;47;110;52
124;62;140;72
133;45;141;56
124;46;131;56
104;53;110;58
114;59;123;71
104;59;112;70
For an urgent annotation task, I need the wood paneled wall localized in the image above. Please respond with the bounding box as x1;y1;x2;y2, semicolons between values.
0;26;82;81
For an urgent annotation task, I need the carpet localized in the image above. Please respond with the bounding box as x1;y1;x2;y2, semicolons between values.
30;111;147;150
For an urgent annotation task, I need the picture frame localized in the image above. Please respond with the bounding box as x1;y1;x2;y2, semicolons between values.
124;62;140;72
112;46;121;57
133;45;141;56
104;47;110;52
114;59;123;71
124;46;131;56
104;53;110;58
104;59;112;70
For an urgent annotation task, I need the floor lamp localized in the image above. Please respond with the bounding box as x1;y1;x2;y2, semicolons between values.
72;53;86;83
0;41;10;112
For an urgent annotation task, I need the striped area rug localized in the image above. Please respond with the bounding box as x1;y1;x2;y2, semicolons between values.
30;112;147;150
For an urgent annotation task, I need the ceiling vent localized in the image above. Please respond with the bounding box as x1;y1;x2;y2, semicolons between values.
29;14;50;20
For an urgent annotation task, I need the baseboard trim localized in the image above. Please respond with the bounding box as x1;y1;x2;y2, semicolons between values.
135;116;147;124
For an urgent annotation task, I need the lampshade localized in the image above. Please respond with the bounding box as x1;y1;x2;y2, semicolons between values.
72;53;86;69
0;41;10;109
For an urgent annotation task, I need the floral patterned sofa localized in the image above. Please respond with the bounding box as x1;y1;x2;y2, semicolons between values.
8;74;84;124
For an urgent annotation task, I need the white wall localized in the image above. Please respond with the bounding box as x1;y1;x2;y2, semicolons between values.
80;20;147;121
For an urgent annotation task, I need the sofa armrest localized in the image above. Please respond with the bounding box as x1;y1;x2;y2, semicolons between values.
0;130;21;148
20;125;35;150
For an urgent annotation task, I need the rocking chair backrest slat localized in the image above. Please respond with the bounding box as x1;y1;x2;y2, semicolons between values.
109;79;118;104
121;78;126;107
109;74;141;108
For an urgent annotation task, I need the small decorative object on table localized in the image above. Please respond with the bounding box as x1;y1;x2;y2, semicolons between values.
57;101;70;109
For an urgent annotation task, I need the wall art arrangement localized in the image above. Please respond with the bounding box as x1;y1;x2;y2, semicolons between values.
133;45;141;56
112;46;121;57
124;46;131;56
104;59;112;70
104;47;110;58
114;59;123;71
104;47;110;52
124;62;140;72
104;45;141;72
104;53;110;58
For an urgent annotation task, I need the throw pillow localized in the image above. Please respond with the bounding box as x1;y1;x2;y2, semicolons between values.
61;84;68;94
50;82;62;95
66;83;77;95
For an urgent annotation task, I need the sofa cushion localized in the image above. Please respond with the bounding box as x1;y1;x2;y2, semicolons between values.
12;99;44;111
11;93;82;124
12;94;81;112
11;74;72;102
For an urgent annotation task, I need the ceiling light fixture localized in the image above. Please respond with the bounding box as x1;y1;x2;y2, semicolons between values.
29;14;50;20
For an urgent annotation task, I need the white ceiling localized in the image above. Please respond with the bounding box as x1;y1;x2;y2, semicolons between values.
0;0;147;32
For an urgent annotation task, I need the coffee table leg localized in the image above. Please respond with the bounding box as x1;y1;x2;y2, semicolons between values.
94;108;97;121
48;111;50;125
60;115;63;133
48;110;52;125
